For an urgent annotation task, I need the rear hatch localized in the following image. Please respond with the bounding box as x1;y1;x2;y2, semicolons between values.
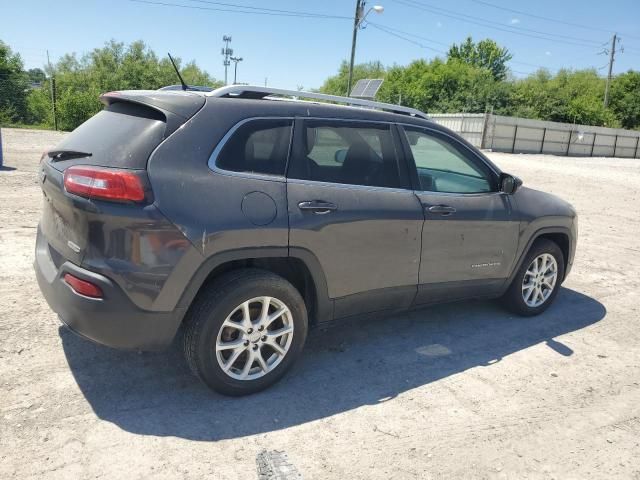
39;90;205;264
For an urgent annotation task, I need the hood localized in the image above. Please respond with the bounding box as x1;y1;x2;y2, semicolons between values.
514;186;577;221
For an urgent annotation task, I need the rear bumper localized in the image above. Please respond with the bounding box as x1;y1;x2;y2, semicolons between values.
35;227;184;350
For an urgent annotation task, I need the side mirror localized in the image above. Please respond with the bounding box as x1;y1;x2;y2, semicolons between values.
334;149;347;164
500;173;523;194
407;132;420;146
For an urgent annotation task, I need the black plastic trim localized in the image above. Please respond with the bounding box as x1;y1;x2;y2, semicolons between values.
503;226;574;292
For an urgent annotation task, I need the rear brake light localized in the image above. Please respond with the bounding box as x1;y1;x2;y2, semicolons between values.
63;166;145;202
63;273;103;298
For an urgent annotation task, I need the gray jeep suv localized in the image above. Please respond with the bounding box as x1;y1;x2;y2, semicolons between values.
35;86;577;395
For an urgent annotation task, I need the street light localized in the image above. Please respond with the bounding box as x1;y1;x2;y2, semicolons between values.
347;1;384;96
230;56;243;84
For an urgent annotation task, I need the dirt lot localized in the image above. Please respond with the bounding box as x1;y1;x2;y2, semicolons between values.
1;127;639;479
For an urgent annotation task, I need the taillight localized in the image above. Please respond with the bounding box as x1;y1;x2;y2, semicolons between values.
63;166;146;202
63;273;103;298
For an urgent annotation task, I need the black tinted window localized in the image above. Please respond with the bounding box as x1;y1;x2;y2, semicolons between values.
289;120;401;188
52;103;166;169
217;119;292;176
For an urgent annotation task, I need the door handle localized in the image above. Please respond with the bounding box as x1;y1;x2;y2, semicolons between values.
298;201;338;214
426;204;457;215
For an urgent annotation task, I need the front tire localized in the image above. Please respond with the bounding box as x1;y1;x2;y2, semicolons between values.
182;269;308;396
501;239;565;316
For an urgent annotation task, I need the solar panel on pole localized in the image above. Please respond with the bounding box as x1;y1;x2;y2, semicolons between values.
362;79;383;98
349;79;368;97
350;79;383;99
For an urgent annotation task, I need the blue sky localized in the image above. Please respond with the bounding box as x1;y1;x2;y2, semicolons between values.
2;0;639;89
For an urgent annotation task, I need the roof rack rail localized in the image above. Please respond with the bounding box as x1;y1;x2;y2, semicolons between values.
206;85;429;120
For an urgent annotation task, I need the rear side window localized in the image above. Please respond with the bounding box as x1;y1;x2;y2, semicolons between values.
289;120;402;188
216;119;293;176
51;102;167;169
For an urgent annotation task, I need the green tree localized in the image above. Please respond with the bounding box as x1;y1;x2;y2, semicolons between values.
318;60;385;96
27;68;46;84
377;58;509;114
0;40;29;123
505;68;617;126
609;71;640;129
31;40;223;130
447;37;512;81
26;86;52;127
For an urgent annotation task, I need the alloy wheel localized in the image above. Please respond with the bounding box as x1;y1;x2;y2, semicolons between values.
521;253;558;308
215;296;294;380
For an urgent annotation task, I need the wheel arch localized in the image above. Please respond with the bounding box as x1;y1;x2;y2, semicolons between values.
175;248;333;327
506;227;572;288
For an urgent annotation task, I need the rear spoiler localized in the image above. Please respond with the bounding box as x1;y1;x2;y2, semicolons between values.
100;90;206;136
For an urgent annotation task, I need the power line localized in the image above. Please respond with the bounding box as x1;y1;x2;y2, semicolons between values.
370;22;555;71
470;0;640;41
395;0;602;46
510;69;538;76
367;22;615;76
392;0;604;48
509;60;548;69
129;0;351;19
367;22;450;47
183;0;348;18
368;23;446;54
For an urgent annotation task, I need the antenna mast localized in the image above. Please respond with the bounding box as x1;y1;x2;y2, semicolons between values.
221;36;233;85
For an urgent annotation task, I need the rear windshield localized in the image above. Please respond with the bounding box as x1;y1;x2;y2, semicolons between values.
51;102;166;169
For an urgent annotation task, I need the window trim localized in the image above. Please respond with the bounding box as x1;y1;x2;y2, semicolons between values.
286;117;412;191
397;124;501;195
208;116;295;181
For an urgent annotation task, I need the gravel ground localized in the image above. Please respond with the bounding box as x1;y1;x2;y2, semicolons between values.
1;127;639;479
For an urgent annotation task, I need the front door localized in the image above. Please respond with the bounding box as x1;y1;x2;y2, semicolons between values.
399;125;520;304
286;119;423;318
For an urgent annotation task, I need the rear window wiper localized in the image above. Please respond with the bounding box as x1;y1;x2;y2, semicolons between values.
48;150;93;161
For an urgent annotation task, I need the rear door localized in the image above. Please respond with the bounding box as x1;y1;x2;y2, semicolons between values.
286;118;423;319
398;125;520;304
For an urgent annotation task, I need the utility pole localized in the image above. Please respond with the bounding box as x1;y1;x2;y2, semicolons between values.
47;50;58;131
230;57;243;84
221;35;233;85
347;0;363;97
604;34;618;108
346;1;384;96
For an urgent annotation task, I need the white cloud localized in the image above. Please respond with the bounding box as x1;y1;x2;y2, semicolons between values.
436;21;443;28
545;51;552;56
510;18;520;24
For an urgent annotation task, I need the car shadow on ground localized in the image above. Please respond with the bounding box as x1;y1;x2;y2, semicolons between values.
60;287;605;441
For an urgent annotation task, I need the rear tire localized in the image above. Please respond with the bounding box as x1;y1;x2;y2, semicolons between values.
501;239;565;316
182;269;308;396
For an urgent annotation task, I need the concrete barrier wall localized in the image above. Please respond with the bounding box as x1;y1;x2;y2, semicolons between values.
428;113;640;159
428;114;486;148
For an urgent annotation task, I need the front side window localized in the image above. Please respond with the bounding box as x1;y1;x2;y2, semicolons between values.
289;120;402;188
404;127;494;194
216;119;292;176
